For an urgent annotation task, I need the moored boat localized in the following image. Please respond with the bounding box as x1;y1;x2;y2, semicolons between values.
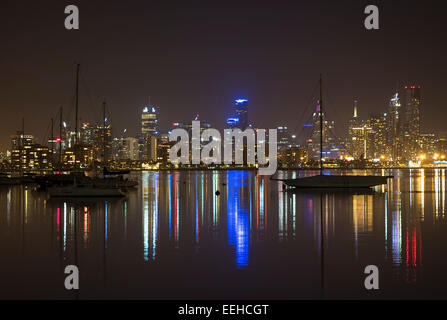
279;174;391;189
47;184;126;197
280;75;392;189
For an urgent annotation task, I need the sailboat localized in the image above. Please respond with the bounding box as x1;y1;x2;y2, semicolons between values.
279;75;392;189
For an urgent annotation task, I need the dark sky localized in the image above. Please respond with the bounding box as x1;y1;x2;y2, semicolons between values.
1;0;446;151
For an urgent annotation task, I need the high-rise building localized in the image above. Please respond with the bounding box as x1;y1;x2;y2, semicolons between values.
279;147;308;167
307;102;339;160
11;132;34;149
277;126;292;151
348;99;365;159
62;144;94;168
420;133;437;157
140;105;159;161
403;86;422;160
10;143;50;170
120;137;140;160
149;135;158;162
234;98;248;129
387;92;403;160
80;122;95;145
94;121;112;163
10;133;52;170
141;106;159;136
367;113;387;159
226;98;248;129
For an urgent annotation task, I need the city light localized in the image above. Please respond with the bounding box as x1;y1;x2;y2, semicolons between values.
226;117;239;124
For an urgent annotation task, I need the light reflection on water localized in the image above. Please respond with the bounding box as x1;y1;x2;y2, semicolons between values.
0;169;446;299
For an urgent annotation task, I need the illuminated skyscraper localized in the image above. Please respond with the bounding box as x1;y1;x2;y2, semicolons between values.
226;98;248;129
367;113;387;159
403;86;422;160
140;105;159;161
277;126;292;151
348;99;365;159
387;92;403;160
307;102;338;160
141;106;159;137
94;121;112;163
11;132;34;149
80;122;94;145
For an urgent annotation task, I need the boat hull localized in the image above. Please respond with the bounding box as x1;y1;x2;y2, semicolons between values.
282;175;390;189
48;186;125;197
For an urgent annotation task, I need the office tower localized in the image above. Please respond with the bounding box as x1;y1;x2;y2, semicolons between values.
80;122;95;145
234;98;248;129
10;139;50;170
367;113;387;159
149;135;158;162
141;106;159;136
349;124;371;159
62;144;94;167
94;120;112;163
119;137;140;161
11;132;34;149
277;126;291;149
9;132;46;170
419;133;437;157
226;98;248;129
123;137;138;160
279;147;308;167
348;99;366;159
140;105;159;161
307;102;338;160
387;92;403;160
403;86;422;160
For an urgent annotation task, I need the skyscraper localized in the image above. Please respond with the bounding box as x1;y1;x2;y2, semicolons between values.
140;105;159;161
348;99;364;159
226;98;248;129
141;106;159;136
94;120;112;163
307;102;338;160
387;92;403;160
277;126;292;151
403;86;422;160
367;113;387;159
80;122;94;145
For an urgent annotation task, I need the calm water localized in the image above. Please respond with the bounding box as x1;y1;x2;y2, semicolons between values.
0;169;446;299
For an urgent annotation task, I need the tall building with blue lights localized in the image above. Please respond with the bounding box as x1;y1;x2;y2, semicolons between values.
227;98;249;129
140;105;159;161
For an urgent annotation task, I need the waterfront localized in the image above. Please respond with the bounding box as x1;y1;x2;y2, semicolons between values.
0;169;446;299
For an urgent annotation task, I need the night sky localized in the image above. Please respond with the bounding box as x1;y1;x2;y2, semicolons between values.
1;0;446;151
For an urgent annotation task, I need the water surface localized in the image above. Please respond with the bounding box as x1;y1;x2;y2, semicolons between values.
0;169;446;299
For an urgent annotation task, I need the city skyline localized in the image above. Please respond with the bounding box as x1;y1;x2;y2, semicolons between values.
3;0;447;304
1;0;447;151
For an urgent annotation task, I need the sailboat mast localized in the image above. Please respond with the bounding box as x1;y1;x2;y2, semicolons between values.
103;101;106;164
59;107;63;164
75;63;80;144
51;117;54;162
319;74;324;175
